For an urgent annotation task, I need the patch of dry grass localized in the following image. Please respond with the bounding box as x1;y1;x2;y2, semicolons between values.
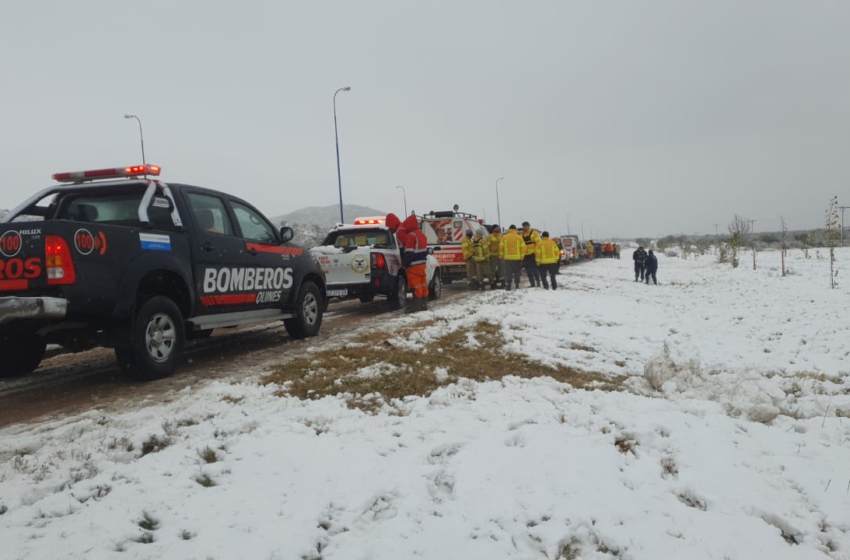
262;321;625;412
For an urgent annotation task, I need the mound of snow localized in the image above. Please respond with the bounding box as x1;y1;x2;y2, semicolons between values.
643;340;704;393
643;341;780;423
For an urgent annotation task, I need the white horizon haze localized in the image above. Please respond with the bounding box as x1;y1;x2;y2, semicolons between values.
1;0;848;238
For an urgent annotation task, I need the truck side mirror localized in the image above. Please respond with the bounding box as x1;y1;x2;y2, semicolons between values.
280;226;294;243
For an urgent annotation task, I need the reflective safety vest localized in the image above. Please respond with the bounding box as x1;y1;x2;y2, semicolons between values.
472;235;489;262
522;229;541;256
488;232;502;257
501;229;525;261
462;236;474;260
535;237;560;265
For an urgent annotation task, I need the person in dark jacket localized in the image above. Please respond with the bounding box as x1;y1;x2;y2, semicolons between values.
644;250;658;285
632;246;647;281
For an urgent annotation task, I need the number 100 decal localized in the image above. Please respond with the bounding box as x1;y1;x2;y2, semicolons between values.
0;231;22;258
74;229;107;256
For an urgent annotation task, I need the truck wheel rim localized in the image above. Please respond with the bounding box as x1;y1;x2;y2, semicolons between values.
303;292;319;325
145;313;176;363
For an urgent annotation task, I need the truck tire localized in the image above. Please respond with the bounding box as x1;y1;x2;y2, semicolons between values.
115;296;185;381
0;334;46;377
429;272;442;300
387;275;407;310
284;281;323;339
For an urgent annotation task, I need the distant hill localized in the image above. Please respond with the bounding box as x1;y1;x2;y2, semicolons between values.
271;204;385;231
272;204;386;249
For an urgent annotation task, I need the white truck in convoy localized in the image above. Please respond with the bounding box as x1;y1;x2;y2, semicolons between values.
310;218;441;310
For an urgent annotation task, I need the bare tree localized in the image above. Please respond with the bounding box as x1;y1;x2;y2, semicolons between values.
727;214;750;268
780;216;788;277
826;196;840;288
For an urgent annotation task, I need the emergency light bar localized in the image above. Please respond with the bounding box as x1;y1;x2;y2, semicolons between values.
52;164;161;183
353;218;385;225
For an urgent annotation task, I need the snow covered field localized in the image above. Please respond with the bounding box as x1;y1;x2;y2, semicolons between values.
1;248;849;559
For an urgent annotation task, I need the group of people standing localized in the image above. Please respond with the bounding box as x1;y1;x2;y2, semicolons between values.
631;246;658;284
586;241;620;259
463;222;561;291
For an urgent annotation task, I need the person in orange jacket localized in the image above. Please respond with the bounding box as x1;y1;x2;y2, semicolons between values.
386;213;429;312
401;214;429;311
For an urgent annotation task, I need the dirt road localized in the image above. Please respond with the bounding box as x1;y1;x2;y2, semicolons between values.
0;287;472;429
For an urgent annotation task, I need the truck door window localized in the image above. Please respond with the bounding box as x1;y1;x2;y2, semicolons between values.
231;202;276;244
186;193;235;236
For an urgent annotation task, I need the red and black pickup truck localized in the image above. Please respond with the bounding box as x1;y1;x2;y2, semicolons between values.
0;164;326;380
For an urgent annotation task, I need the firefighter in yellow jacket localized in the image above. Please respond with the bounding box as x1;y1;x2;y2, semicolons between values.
472;228;493;290
535;231;561;290
462;229;476;289
587;240;595;260
500;224;525;291
487;225;504;289
521;221;542;287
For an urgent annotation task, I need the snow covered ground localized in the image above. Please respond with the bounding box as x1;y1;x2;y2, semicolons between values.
1;248;849;559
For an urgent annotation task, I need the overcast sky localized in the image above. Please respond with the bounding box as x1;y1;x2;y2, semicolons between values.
2;0;848;238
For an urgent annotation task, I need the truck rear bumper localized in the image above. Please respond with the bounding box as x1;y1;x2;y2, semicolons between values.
0;297;68;325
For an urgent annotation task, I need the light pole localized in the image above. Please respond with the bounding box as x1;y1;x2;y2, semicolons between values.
564;213;571;235
123;114;146;171
495;177;504;227
333;86;351;224
395;185;407;216
713;224;719;236
839;206;848;246
581;220;585;240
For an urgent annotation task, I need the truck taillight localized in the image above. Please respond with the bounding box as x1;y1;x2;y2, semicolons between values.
45;235;76;285
371;253;386;269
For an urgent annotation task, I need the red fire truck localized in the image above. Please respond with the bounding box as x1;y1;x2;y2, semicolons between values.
419;207;486;284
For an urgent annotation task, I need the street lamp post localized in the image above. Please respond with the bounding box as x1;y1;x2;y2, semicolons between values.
395;185;407;216
495;177;504;227
839;206;848;246
123;114;146;173
581;220;585;240
564;213;571;235
333;86;352;224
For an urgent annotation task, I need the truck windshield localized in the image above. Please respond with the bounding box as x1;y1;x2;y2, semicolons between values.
323;229;393;248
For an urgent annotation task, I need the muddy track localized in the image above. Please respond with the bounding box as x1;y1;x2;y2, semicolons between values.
0;287;472;429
